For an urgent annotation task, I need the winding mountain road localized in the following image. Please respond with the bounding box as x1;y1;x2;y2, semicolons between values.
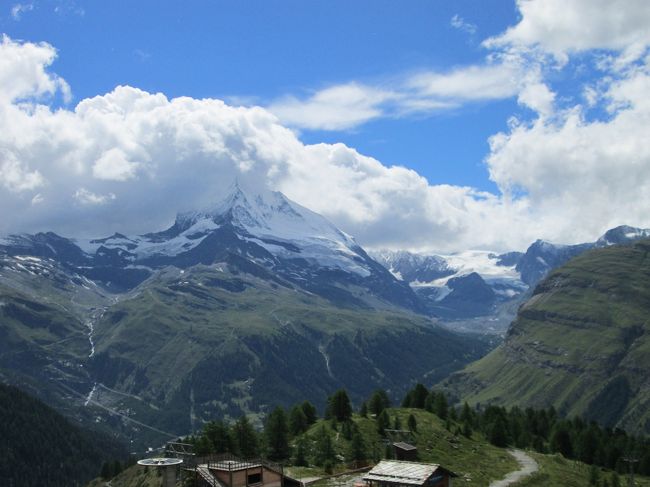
489;449;539;487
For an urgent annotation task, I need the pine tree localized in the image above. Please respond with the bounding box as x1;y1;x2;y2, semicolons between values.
433;393;448;420
377;410;390;437
549;422;573;458
301;400;318;425
313;425;336;468
410;384;429;409
292;436;308;467
408;414;417;433
233;415;259;458
393;415;402;430
204;420;233;453
289;405;309;436
368;390;391;416
360;401;368;418
265;407;291;461
462;421;472;438
348;431;367;466
460;402;474;426
327;389;353;422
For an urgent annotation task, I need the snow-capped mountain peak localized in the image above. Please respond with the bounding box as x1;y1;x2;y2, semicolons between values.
177;183;356;249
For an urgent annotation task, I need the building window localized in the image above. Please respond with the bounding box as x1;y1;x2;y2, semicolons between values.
248;473;262;485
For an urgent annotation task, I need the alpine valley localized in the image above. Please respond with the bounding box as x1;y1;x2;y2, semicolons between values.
0;184;488;448
2;182;650;448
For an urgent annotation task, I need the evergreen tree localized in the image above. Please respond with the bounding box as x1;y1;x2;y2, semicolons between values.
313;425;337;468
485;409;510;448
424;392;435;413
550;422;573;458
368;390;391;415
348;431;367;466
393;415;402;430
449;406;458;422
460;402;474;427
301;400;318;425
462;421;472;439
341;419;354;440
327;389;353;422
293;436;308;467
194;434;213;456
360;401;368;418
377;410;390;436
415;384;430;409
204;420;234;453
289;405;309;436
233;415;259;458
408;414;417;433
265;407;291;461
433;393;448;419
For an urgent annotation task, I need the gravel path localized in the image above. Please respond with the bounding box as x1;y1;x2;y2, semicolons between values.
489;449;539;487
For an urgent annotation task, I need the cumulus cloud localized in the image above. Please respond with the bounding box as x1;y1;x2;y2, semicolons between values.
0;35;70;103
1;32;650;253
485;0;650;64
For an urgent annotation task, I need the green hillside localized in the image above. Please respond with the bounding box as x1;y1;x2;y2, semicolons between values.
85;264;489;445
444;239;650;433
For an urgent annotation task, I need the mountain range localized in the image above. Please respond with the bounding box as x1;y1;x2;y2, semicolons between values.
2;182;649;447
0;184;486;448
371;225;650;331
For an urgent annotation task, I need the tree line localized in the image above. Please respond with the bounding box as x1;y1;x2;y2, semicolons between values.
399;383;650;483
189;383;650;483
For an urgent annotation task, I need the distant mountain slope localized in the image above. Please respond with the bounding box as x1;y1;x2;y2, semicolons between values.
0;184;423;313
0;184;489;448
0;383;125;487
443;239;650;433
370;225;650;329
86;263;489;444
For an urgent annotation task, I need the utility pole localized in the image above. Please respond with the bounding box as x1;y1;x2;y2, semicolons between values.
622;455;639;487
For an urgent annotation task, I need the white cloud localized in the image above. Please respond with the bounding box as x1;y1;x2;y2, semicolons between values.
486;57;650;243
450;14;477;35
0;149;44;192
0;35;70;103
11;2;33;20
1;35;650;254
268;62;531;131
407;63;522;101
517;82;555;117
74;188;116;205
268;83;396;131
485;0;650;64
93;148;139;181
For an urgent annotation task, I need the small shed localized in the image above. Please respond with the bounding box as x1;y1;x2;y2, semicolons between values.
363;460;458;487
393;442;418;461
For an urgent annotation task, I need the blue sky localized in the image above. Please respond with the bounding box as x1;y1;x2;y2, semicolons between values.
1;1;650;251
1;0;521;191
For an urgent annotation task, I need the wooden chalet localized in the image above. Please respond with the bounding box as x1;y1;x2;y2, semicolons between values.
363;460;458;487
393;442;418;461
